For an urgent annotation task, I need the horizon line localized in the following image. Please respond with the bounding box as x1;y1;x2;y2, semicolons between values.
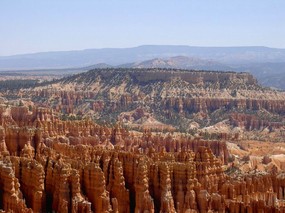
1;44;284;58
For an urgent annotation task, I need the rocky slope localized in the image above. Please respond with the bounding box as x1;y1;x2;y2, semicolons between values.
13;68;284;141
1;105;285;212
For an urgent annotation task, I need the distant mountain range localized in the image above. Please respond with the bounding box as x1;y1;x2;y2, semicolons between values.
119;56;232;71
1;45;285;89
1;45;285;70
234;62;285;89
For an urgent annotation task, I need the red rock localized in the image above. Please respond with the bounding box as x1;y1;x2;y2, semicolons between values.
0;105;285;212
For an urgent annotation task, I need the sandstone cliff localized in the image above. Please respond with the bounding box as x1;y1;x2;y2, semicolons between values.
15;68;284;138
0;105;285;212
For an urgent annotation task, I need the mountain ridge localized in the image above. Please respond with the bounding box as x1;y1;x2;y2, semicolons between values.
20;67;284;136
1;45;285;70
119;55;232;71
1;45;281;58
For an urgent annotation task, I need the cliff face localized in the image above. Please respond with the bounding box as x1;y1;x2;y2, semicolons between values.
230;112;283;131
17;68;285;134
30;89;285;117
0;69;285;212
0;105;285;212
0;158;33;213
163;97;285;114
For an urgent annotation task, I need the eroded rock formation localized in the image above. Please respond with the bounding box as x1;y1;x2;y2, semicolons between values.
0;105;285;212
13;69;285;134
230;112;283;131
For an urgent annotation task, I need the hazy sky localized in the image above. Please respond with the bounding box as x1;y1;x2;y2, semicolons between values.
0;0;284;56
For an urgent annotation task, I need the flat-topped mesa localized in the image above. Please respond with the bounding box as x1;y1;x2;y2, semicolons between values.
130;70;258;86
60;68;259;89
17;68;285;131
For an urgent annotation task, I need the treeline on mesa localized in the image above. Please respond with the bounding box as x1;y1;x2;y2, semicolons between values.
0;79;39;91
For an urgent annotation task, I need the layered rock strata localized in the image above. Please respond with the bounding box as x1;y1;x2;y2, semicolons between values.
0;106;285;212
14;69;285;132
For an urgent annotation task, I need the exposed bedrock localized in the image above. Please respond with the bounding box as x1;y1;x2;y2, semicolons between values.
0;106;285;212
230;112;283;131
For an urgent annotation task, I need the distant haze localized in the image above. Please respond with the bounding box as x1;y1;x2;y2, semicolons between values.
0;1;285;56
1;45;285;70
1;45;285;90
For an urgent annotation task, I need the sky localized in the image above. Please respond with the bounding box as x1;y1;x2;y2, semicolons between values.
0;0;284;56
